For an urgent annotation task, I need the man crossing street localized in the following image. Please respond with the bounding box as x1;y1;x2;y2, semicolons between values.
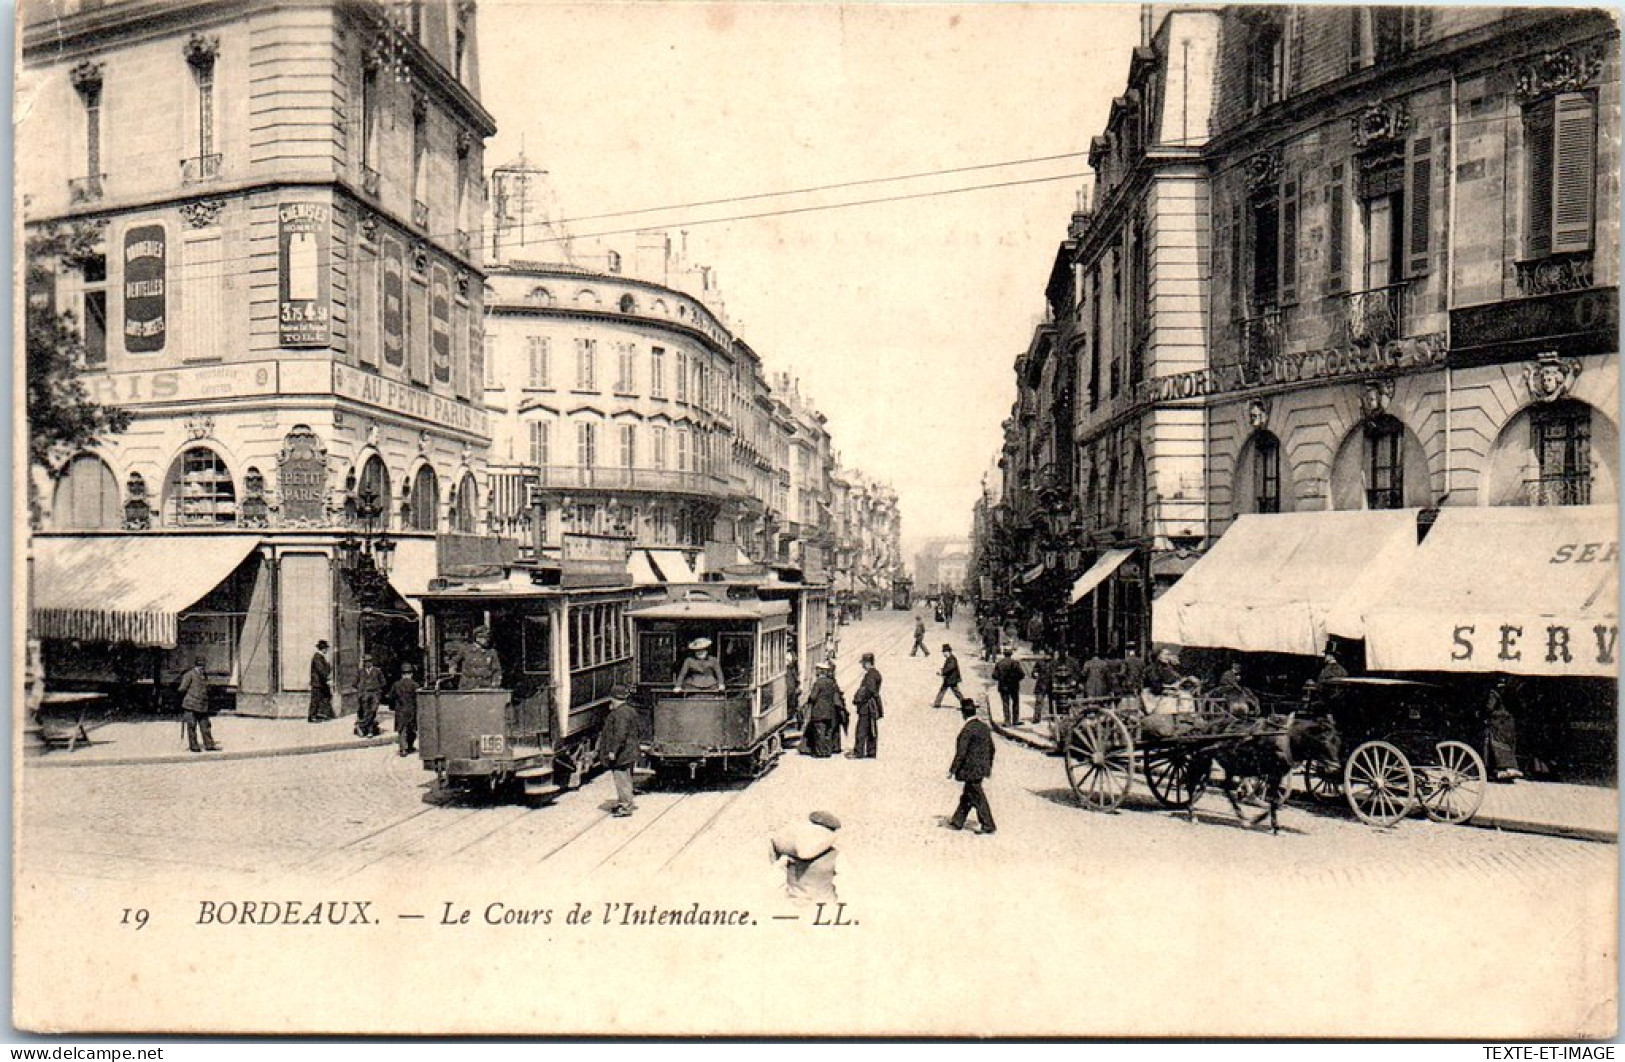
946;697;996;834
932;644;963;708
910;616;928;656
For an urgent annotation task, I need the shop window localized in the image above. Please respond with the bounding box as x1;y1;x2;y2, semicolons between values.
168;446;237;525
408;465;438;531
50;453;120;529
1525;92;1597;259
1530;401;1592;506
1364;417;1405;510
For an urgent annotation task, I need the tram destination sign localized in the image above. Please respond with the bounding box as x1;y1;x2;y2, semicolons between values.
1135;333;1447;405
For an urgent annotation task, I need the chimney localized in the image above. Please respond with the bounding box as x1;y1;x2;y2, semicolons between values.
635;231;670;287
1141;3;1153;46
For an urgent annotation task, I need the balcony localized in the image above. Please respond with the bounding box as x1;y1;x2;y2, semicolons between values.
412;199;430;229
179;154;222;184
68;174;105;204
530;465;727;497
1241;307;1284;367
1522;474;1592;507
1340;282;1408;346
1515;254;1595;298
361;165;381;199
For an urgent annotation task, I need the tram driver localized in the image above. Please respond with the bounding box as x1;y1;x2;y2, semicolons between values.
456;626;505;690
674;637;726;693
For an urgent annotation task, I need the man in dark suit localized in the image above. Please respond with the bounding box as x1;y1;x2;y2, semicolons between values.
932;644;963;708
308;640;334;722
992;647;1026;726
849;653;883;759
176;656;219;753
947;697;996;834
599;683;641;817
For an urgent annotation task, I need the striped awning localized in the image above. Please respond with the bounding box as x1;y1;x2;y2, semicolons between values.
31;534;262;649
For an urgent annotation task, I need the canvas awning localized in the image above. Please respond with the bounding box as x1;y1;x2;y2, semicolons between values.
32;534;261;649
629;548;702;585
384;536;439;616
1359;505;1618;678
1150;510;1420;656
1066;548;1134;607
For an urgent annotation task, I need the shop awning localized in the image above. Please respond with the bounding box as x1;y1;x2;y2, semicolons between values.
1360;505;1618;678
32;534;261;649
629;548;702;585
384;537;439;616
1150;510;1420;656
1066;548;1134;607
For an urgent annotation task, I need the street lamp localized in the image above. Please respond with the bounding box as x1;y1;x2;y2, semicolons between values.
341;486;396;603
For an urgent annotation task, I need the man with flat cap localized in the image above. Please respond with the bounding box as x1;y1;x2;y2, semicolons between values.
849;652;883;759
947;696;997;834
308;640;334;722
176;656;219;753
674;637;726;692
457;626;503;690
599;682;641;817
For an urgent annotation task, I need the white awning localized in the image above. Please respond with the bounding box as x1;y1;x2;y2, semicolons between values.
1150;510;1420;656
1066;548;1134;607
32;534;262;649
628;548;702;585
1360;505;1618;678
385;537;439;615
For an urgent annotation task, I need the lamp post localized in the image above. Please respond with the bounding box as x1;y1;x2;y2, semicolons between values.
341;486;396;606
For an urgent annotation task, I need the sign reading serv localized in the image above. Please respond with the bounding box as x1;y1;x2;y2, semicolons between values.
279;202;331;347
332;363;490;438
123;223;166;353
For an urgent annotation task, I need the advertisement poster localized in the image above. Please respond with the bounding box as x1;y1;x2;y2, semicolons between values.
122;222;166;353
278;201;331;347
432;261;452;384
382;234;406;367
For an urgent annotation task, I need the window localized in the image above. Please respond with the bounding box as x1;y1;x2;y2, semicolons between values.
651;346;666;397
575;337;597;390
677;427;691;472
185;41;217;177
652;426;668;469
361;65;378;172
76;67;103;191
521;615;551;674
357;454;392;526
527;335;550;388
482;333;497;387
577;421;598;468
50;454;120;529
1530;401;1592;506
411;99;427;208
1250;196;1280;307
676;351;689;402
451;472;477;532
409;465;438;531
620;424;636;469
616;342;636;393
1360;158;1404;289
1247;18;1284;113
529;421;550;467
1525;92;1597;258
1350;9;1424;70
1364;416;1404;510
169;446;237;525
78;249;108;368
1252;432;1281;514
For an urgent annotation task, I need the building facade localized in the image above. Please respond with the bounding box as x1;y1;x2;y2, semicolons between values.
24;0;495;715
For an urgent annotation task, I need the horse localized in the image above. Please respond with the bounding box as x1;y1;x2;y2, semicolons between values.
1184;715;1342;834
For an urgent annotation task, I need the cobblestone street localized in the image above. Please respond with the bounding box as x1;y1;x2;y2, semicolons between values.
17;610;1617;1036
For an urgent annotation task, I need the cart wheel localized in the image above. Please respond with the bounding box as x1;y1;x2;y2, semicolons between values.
1144;750;1205;808
1064;713;1135;811
1417;740;1486;825
1301;759;1343;802
1343;740;1416;827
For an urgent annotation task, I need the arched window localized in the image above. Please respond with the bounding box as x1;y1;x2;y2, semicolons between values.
1529;400;1593;506
166;446;237;525
451;471;478;533
1250;431;1282;514
1364;416;1404;510
408;465;439;531
356;454;391;527
51;454;121;529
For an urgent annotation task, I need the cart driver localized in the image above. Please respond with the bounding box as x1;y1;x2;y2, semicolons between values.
674;637;726;692
457;626;504;690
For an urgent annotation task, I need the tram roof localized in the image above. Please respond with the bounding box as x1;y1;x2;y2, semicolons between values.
411;568;630;602
628;596;791;622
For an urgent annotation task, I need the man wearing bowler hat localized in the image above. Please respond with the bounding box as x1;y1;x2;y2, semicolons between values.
600;683;641;817
849;652;883;759
947;696;997;834
308;640;334;722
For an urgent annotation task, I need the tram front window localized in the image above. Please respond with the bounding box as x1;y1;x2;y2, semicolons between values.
719;633;754;687
437;619;504;690
675;637;726;692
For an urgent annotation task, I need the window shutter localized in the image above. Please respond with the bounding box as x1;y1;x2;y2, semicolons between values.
1325;165;1347;294
1551;92;1597;254
1404;136;1433;276
1279;178;1299;304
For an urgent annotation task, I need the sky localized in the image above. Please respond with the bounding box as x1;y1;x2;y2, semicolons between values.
476;1;1145;558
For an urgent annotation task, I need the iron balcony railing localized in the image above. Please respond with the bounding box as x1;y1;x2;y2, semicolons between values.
1523;475;1592;507
1241;306;1284;365
1340;282;1408;346
68;174;106;204
526;465;728;496
180;154;222;184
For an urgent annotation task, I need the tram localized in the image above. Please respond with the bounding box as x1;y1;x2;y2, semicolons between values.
412;540;637;799
890;576;914;611
628;583;792;778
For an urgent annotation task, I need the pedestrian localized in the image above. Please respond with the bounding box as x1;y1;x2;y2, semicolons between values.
176;656;219;753
770;810;841;903
911;615;929;657
457;626;504;689
1147;648;1183;695
946;696;996;834
1117;646;1147;697
992;646;1026;726
308;639;334;722
389;663;420;757
802;660;846;758
1081;653;1113;700
355;653;385;738
849;652;883;758
1025;612;1045;652
599;683;641;816
932;644;963;708
1485;677;1523;783
981;619;999;662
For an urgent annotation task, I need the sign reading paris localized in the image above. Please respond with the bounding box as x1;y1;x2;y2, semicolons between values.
277;426;330;525
278;202;331;348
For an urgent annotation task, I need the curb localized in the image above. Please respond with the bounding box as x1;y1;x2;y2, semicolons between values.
992;721;1060;755
25;733;399;769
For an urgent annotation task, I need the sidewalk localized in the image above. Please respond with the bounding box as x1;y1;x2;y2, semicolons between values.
25;711;397;768
988;717;1620;844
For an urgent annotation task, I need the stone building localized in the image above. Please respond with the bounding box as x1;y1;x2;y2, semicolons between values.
23;0;495;715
